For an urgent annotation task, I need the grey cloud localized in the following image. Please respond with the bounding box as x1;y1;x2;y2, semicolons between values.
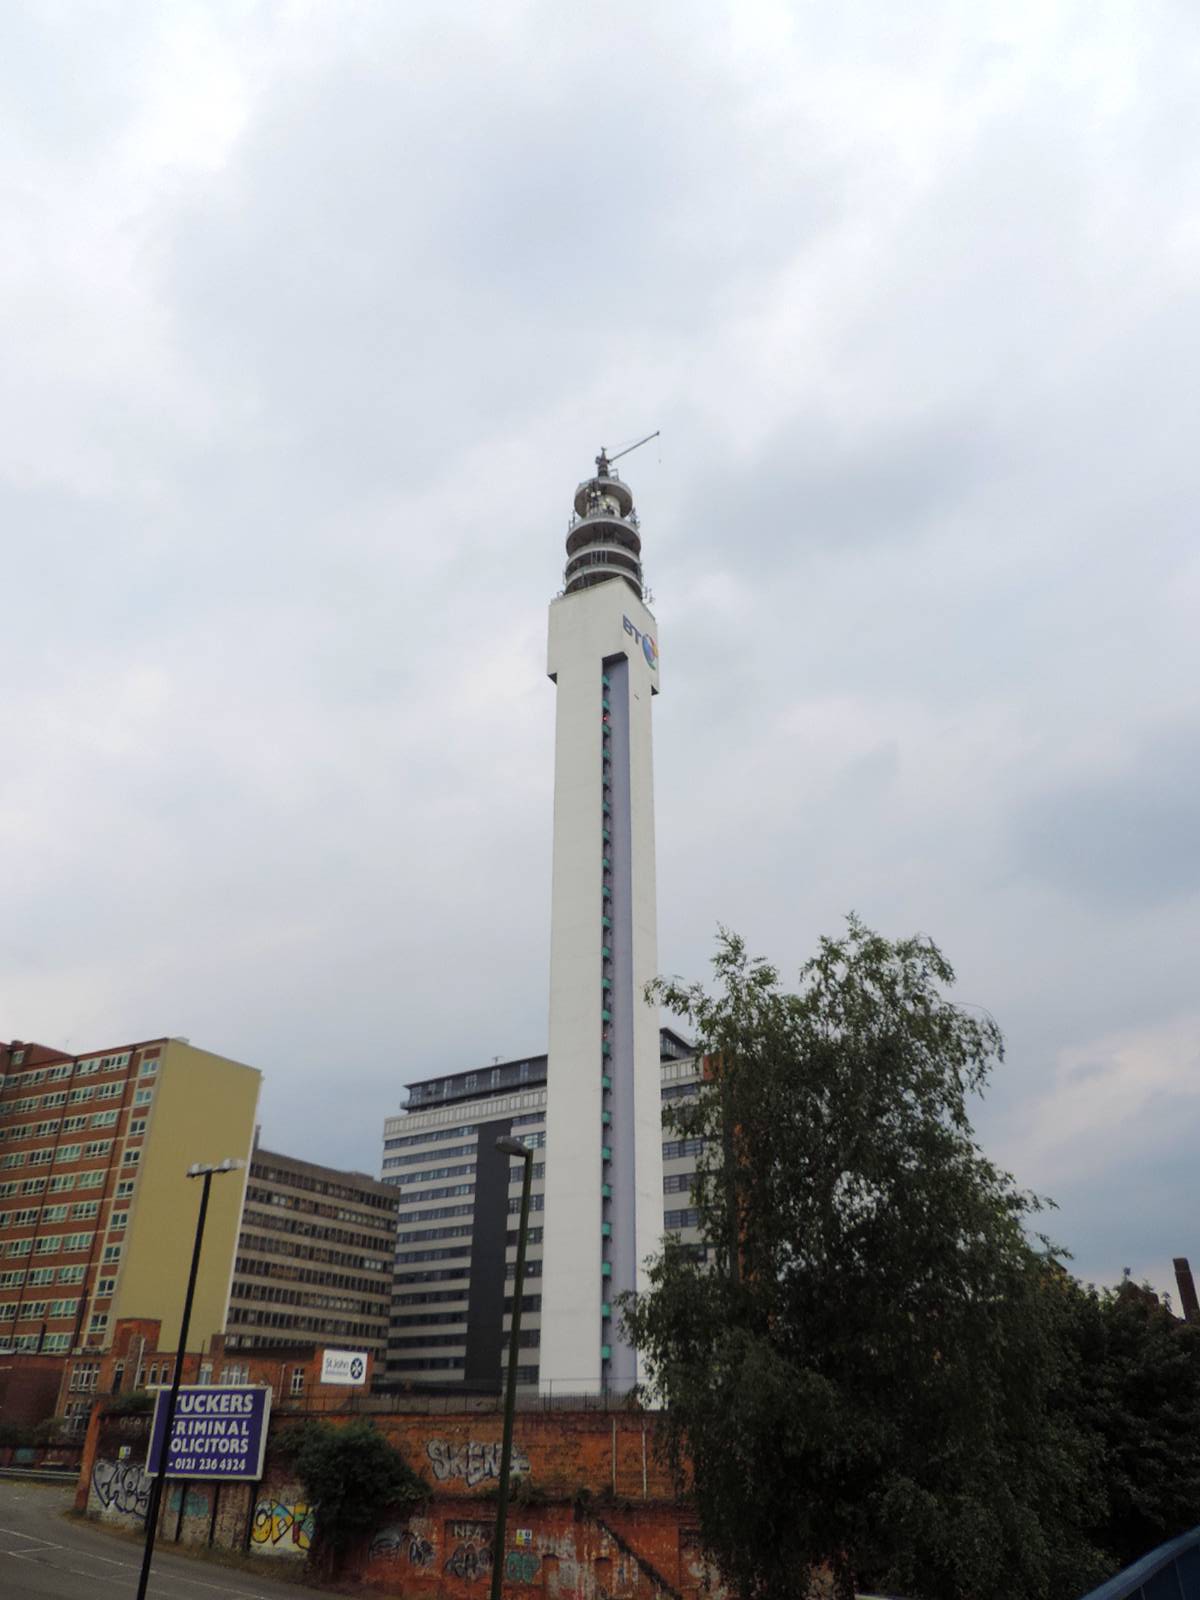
3;2;1200;1291
1012;721;1200;909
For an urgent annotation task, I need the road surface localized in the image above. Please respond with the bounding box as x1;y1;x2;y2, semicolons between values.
0;1479;333;1599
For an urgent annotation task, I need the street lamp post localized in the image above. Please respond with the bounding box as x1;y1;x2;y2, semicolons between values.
490;1135;533;1600
135;1158;243;1600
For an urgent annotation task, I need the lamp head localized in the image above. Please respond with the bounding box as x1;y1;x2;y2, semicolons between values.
186;1158;246;1179
495;1136;532;1160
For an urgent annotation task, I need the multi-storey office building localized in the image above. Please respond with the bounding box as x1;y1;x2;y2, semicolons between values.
380;1029;702;1390
226;1145;398;1362
0;1037;260;1360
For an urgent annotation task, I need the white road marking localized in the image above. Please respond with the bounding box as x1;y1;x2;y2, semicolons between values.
0;1503;321;1600
2;1527;324;1598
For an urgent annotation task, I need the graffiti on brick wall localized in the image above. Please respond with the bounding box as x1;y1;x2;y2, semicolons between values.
504;1549;540;1583
92;1458;151;1519
251;1499;315;1552
166;1484;209;1518
426;1437;530;1487
444;1519;493;1580
369;1524;435;1567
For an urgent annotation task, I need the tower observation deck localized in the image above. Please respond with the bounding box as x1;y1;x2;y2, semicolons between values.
562;450;645;601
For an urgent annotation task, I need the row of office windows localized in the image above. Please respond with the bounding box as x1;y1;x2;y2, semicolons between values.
2;1056;144;1104
383;1125;478;1152
395;1244;471;1266
0;1171;125;1199
233;1256;385;1295
232;1308;382;1337
382;1144;477;1169
4;1331;73;1351
4;1232;113;1257
392;1265;472;1287
392;1310;467;1329
390;1330;536;1353
393;1287;469;1307
0;1200;102;1226
241;1211;392;1251
0;1144;141;1171
388;1162;476;1186
392;1183;475;1206
245;1186;397;1229
237;1233;390;1273
389;1290;542;1325
395;1222;472;1245
394;1204;476;1228
0;1297;80;1320
0;1264;91;1288
230;1280;388;1314
662;1137;707;1160
248;1165;397;1212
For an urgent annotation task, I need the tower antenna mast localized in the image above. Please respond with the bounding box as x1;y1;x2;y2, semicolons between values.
603;430;660;468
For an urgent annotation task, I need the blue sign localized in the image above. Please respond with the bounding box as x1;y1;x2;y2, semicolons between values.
146;1385;271;1481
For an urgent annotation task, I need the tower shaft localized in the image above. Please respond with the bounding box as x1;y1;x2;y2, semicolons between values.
539;466;663;1395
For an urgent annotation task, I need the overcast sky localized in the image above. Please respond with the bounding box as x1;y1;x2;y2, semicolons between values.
3;1;1197;1296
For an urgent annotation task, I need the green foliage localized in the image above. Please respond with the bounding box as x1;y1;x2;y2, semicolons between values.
1061;1278;1200;1569
508;1472;552;1508
272;1418;427;1571
30;1416;75;1444
104;1392;154;1416
624;919;1112;1600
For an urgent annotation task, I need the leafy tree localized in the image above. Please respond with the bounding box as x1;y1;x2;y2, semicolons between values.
272;1418;427;1573
1062;1278;1200;1570
623;920;1111;1600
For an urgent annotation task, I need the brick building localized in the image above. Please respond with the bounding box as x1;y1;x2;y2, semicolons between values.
0;1037;260;1364
61;1314;377;1428
0;1036;398;1432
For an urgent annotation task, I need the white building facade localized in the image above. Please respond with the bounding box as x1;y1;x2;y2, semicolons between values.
539;455;665;1394
379;1033;701;1390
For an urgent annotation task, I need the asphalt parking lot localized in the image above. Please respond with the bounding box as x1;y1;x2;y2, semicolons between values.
0;1478;331;1600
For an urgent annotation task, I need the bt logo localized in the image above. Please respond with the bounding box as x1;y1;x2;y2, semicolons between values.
622;615;659;670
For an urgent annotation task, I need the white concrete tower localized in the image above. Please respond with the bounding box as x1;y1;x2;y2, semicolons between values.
539;449;663;1395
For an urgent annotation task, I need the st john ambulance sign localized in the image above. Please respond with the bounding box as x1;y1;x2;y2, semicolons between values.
321;1348;368;1386
146;1385;270;1481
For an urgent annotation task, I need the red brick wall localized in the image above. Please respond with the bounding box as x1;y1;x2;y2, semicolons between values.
75;1403;725;1600
374;1411;678;1502
357;1495;720;1600
0;1353;67;1427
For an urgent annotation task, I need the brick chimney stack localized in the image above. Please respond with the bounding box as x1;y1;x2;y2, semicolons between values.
1173;1257;1200;1322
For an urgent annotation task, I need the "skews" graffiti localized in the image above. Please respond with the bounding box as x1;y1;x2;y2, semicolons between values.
426;1437;530;1487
